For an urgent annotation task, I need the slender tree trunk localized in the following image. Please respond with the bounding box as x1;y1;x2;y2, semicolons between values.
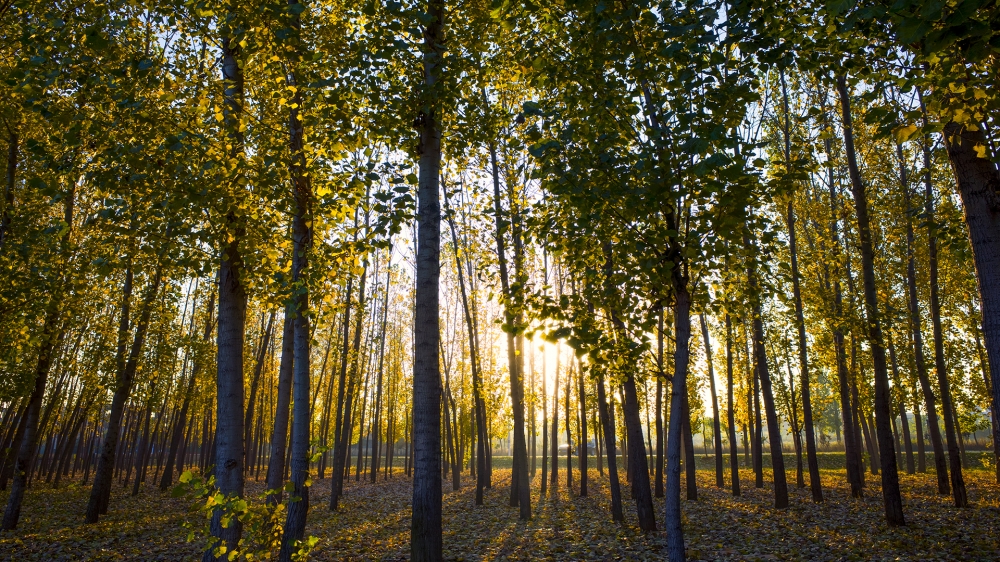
837;75;904;526
204;30;249;559
411;2;444;557
279;15;314;556
1;291;64;529
655;310;665;498
87;263;163;522
665;285;691;562
565;361;573;493
621;368;655;530
541;351;548;495
577;358;588;496
914;402;926;472
245;312;275;472
488;138;530;518
370;250;391;483
779;71;822;502
443;189;488;502
329;267;355;508
682;381;697;501
700;313;724;489
596;370;623;522
920;129;969;507
129;394;155;496
550;349;560;492
266;306;294;503
744;229;788;508
886;328;915;475
897;149;951;495
750;332;764;489
724;314;741;496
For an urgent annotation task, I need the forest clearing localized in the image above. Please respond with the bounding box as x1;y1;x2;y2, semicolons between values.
2;0;1000;561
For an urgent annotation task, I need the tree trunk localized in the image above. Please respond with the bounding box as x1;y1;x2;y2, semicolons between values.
410;1;444;557
245;312;275;473
87;262;163;522
577;358;588;496
370;249;392;483
837;74;904;526
550;350;560;492
444;190;488;502
162;289;212;491
780;70;822;502
751;333;764;489
266;305;295;503
279;14;314;556
204;30;248;559
886;329;915;475
596;370;624;522
329;265;355;508
745;233;788;509
488;137;530;518
655;310;665;498
664;285;691;562
914;402;926;473
541;344;548;498
681;380;698;501
621;369;656;531
939;119;1000;480
725;314;741;496
700;313;724;489
565;360;573;493
921;127;969;507
1;286;64;529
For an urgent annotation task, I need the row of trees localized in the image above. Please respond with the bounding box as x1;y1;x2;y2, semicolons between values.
1;0;998;561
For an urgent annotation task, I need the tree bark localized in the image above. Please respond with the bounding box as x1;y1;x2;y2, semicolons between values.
922;125;969;507
204;30;248;559
87;261;163;522
886;329;915;475
665;285;691;562
411;1;444;557
837;74;904;526
162;290;214;490
576;358;588;496
724;313;740;496
940;119;1000;486
655;310;665;498
745;231;788;509
443;187;488;502
595;370;624;522
488;137;530;518
1;271;66;530
279;10;315;555
700;313;724;489
779;71;822;502
622;368;656;531
370;248;392;483
266;305;294;503
245;312;275;472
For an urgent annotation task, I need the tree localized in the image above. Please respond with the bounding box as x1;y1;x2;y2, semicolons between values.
410;0;445;558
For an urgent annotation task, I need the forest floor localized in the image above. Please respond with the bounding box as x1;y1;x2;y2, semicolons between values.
1;459;999;561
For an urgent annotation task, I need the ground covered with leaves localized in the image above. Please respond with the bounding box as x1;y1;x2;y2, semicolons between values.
2;460;998;561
